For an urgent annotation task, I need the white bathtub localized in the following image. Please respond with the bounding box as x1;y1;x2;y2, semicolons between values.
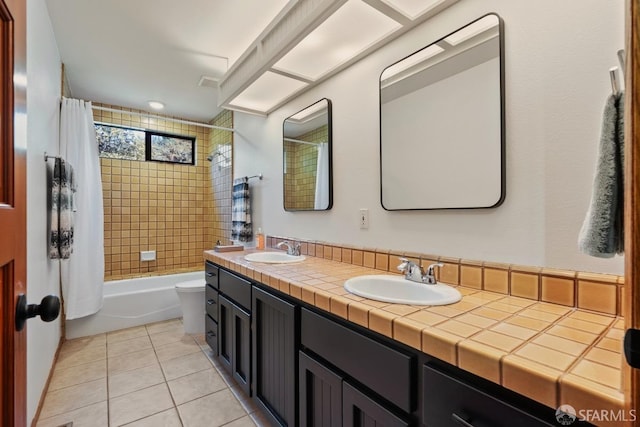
65;271;204;339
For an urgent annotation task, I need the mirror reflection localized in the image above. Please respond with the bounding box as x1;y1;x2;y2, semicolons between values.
380;14;504;210
283;98;332;211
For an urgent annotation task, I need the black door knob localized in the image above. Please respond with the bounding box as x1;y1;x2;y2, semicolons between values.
15;294;61;332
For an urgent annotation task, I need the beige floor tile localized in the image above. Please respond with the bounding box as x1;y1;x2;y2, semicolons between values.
150;328;188;347
121;408;182;426
160;351;212;381
155;336;201;361
49;359;106;391
108;348;159;375
226;415;258;426
60;334;106;355
146;318;183;335
107;325;148;344
109;383;174;426
168;368;227;405
36;401;108;427
177;389;246;427
40;378;107;419
55;344;106;370
108;335;153;358
109;363;165;398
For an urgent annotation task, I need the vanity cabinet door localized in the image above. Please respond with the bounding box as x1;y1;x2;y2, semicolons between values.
422;364;554;427
232;304;251;395
252;286;297;426
343;382;411;427
299;351;342;427
218;294;251;395
218;295;234;372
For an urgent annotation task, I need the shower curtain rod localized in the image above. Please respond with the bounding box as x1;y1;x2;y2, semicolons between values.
91;105;235;132
283;137;325;146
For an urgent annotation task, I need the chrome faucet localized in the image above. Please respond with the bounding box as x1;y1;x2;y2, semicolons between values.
277;240;301;256
397;258;443;284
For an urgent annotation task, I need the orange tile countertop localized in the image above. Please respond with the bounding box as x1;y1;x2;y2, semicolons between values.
204;249;626;417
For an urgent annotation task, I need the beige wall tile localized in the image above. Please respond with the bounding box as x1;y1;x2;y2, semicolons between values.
460;265;482;289
483;268;509;294
541;276;575;306
510;272;539;300
363;251;375;268
352;250;363;266
577;281;617;315
375;253;389;271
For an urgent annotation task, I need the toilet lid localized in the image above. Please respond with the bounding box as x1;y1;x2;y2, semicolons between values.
175;279;205;290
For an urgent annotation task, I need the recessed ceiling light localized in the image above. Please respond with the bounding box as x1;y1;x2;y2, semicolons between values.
148;101;165;110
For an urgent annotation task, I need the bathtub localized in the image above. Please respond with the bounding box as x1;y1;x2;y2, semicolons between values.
65;271;204;339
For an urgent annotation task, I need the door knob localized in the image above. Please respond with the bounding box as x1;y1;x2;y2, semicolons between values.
15;294;61;332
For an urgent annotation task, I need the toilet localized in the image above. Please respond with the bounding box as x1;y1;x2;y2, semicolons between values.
175;279;206;334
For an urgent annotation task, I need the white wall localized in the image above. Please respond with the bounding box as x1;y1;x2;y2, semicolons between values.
234;0;625;275
26;0;62;422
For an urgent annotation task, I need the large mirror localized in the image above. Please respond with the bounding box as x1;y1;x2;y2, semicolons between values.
380;14;504;210
283;98;333;211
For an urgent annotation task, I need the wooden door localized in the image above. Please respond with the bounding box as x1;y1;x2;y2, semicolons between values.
0;0;26;425
299;351;342;427
342;382;409;427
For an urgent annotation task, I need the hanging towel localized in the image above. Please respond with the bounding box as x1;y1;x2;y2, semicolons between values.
49;158;75;259
231;177;253;242
578;91;625;257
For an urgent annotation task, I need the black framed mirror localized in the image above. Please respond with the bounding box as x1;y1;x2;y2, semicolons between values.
380;13;505;210
283;98;333;211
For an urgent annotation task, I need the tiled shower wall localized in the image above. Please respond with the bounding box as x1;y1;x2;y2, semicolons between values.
95;104;225;280
284;125;327;210
207;110;233;246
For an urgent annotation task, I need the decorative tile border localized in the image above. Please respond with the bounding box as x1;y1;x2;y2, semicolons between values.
266;235;624;316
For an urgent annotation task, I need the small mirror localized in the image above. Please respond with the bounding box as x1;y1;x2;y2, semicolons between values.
380;14;504;210
283;98;333;211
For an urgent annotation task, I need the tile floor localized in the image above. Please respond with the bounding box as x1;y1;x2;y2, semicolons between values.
36;318;271;427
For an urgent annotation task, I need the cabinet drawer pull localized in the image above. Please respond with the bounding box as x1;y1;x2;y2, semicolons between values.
207;299;216;305
452;413;475;427
206;272;216;277
207;331;216;338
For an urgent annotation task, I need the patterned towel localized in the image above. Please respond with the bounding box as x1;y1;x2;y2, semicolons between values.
231;177;253;242
49;158;75;259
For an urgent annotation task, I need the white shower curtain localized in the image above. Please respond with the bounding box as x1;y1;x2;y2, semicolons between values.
59;98;105;319
314;143;329;209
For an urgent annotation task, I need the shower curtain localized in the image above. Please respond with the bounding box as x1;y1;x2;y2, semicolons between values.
314;143;329;209
59;98;105;319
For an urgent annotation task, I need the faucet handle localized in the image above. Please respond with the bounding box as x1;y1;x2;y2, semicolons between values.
425;262;444;277
397;257;411;272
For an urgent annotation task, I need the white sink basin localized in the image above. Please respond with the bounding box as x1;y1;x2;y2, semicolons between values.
244;252;306;264
344;275;461;306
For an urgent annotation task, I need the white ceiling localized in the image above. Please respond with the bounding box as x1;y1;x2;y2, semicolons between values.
44;0;291;122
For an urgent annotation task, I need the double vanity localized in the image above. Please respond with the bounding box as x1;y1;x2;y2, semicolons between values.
202;248;623;426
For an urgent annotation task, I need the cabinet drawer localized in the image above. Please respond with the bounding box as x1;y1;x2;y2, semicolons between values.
206;284;218;321
206;262;219;289
205;314;218;354
301;308;415;413
423;364;554;427
219;268;251;311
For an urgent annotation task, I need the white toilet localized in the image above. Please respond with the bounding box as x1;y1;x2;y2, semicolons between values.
175;279;206;334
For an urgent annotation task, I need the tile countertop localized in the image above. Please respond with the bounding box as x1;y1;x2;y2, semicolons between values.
204;249;626;416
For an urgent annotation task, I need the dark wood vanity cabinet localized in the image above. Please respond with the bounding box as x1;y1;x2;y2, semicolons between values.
252;285;298;426
204;261;562;427
216;268;252;396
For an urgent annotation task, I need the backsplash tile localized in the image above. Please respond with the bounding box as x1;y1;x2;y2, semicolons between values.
266;235;623;315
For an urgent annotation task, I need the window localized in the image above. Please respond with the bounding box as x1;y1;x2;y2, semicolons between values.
95;123;196;165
